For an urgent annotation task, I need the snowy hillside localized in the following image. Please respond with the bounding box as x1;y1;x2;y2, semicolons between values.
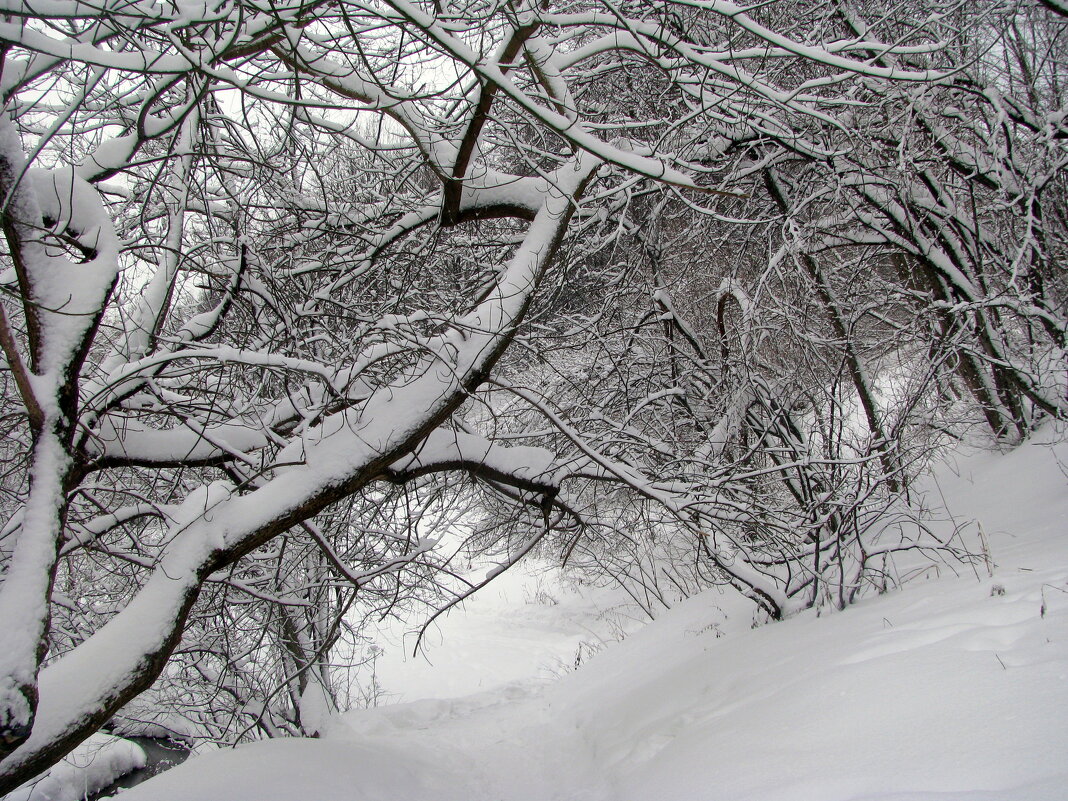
85;430;1068;799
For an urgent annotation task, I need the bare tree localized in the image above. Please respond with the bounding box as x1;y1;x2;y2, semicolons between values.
0;0;1063;791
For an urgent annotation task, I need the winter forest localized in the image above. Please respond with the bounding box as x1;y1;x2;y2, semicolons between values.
0;0;1066;798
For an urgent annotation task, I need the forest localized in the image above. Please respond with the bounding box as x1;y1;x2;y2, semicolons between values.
0;0;1065;794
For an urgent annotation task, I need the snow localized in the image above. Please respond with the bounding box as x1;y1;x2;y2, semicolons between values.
112;427;1068;800
359;561;641;702
23;166;122;379
297;681;334;738
6;734;145;801
391;428;558;490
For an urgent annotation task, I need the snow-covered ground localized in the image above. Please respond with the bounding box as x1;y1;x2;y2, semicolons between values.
357;558;646;704
70;428;1068;799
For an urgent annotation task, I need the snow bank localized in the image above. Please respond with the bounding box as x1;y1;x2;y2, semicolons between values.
557;426;1068;800
95;738;452;801
5;734;146;801
115;428;1068;800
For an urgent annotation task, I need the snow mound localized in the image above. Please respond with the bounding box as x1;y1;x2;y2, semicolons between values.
6;733;146;801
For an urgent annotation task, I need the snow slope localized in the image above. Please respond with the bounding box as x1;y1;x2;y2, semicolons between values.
116;428;1068;801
